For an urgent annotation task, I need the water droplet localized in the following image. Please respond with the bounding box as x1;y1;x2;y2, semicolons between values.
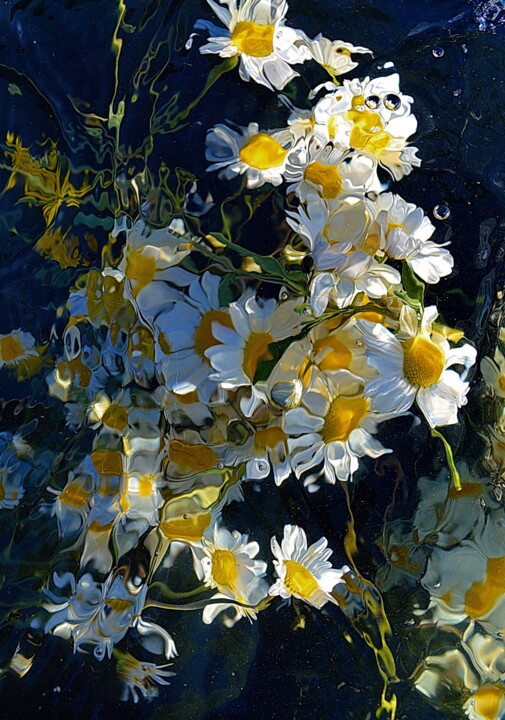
432;46;444;58
302;306;312;316
217;461;224;469
433;204;451;220
271;380;303;409
133;576;142;587
257;462;267;473
453;88;462;97
280;291;289;301
384;93;401;111
365;94;381;110
355;340;364;348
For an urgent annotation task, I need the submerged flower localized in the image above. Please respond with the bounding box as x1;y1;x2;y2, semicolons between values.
308;35;371;78
284;376;392;484
269;524;349;608
358;305;477;427
116;650;174;703
206;122;297;188
198;526;269;626
481;346;505;398
195;0;310;91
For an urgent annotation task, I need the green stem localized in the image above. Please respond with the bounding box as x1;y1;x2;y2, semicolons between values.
430;428;461;490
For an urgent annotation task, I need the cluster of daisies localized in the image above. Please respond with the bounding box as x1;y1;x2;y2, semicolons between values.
1;0;481;707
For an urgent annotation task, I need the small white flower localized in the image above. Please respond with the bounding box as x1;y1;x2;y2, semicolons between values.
206;122;298;188
308;36;372;78
481;346;505;398
284;376;392;484
269;524;349;608
195;0;310;91
376;193;454;283
198;526;268;626
358;305;477;427
116;650;174;703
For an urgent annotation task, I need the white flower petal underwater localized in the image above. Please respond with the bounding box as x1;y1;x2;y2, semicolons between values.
270;524;349;608
284;375;394;484
195;0;310;91
197;525;269;625
358;305;477;427
206;121;299;188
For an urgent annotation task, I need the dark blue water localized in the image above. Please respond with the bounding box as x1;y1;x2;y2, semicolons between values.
1;2;505;719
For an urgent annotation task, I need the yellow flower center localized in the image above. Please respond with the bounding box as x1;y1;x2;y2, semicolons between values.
402;335;445;388
212;549;238;588
0;334;25;363
473;685;505;720
59;481;89;507
284;560;319;600
231;21;275;57
322;396;369;443
313;336;352;372
464;555;505;619
160;510;211;542
304;162;342;199
90;449;123;476
102;403;128;432
194;309;233;359
254;426;287;450
347;96;391;157
125;251;156;296
239;133;288;170
243;331;274;381
169;439;218;473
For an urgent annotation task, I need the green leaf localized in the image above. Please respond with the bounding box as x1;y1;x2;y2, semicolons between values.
401;262;425;307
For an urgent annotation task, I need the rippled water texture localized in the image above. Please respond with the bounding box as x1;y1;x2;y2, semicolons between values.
1;1;505;719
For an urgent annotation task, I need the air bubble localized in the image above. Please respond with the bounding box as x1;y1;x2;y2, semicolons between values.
384;93;401;111
433;204;451;220
280;291;289;301
302;306;312;316
432;46;444;58
365;94;381;110
217;461;224;469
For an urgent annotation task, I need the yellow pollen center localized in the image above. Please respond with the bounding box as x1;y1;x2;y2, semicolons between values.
91;449;123;476
59;481;89;507
243;332;274;381
347;96;391;156
126;251;156;296
212;549;238;588
322;396;369;443
304;162;342;199
402;336;444;388
160;511;211;542
313;336;352;372
473;685;505;720
0;334;25;363
102;404;128;432
254;426;287;450
231;21;275;57
194;310;233;359
284;560;319;600
464;556;505;619
239;133;288;170
169;439;218;474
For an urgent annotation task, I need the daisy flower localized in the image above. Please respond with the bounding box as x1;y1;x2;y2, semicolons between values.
116;650;174;703
313;73;421;179
195;0;310;91
464;684;505;720
309;248;400;316
205;292;303;414
307;36;371;79
285;138;381;202
149;270;233;401
358;305;477;427
286;193;377;252
375;193;454;283
206;122;297;188
197;525;268;626
0;329;41;376
118;218;192;299
284;376;393;484
269;524;349;608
